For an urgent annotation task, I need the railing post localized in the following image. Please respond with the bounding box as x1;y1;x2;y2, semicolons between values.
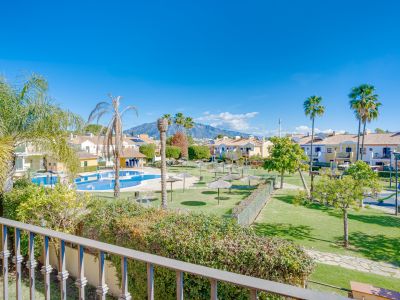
176;271;183;300
27;232;37;300
250;289;258;300
75;245;87;300
210;279;218;300
57;240;69;300
147;263;154;300
41;236;52;300
14;228;23;300
119;256;131;300
1;225;10;300
96;251;108;300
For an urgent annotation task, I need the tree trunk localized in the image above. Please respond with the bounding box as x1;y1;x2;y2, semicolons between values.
1;154;17;216
114;120;121;198
310;118;315;192
114;152;120;198
356;118;361;161
158;119;168;209
298;168;310;198
360;121;366;160
343;209;349;248
280;170;284;189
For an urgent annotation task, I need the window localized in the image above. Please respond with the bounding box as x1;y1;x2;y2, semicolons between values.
315;147;321;152
84;161;88;167
327;148;332;153
345;147;352;153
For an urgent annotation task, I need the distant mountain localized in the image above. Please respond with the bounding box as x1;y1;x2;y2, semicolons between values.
124;122;253;139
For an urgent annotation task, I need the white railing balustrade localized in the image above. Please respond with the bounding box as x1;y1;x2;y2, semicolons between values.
0;217;349;300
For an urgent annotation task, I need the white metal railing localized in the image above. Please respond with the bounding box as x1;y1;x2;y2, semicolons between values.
0;217;349;300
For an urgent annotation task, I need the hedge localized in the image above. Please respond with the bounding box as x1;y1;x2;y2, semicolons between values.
378;171;394;178
166;145;181;159
139;144;156;161
188;145;211;160
78;165;98;173
84;199;314;299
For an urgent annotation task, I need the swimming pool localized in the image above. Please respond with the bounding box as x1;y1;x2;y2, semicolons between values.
32;170;160;191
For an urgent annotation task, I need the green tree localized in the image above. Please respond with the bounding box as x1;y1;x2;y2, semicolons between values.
162;114;172;126
303;95;325;192
88;95;138;197
345;161;381;206
84;123;105;135
166;146;181;159
312;176;363;248
0;74;82;214
349;84;381;160
188;145;211;160
139;144;156;161
263;137;308;189
374;128;386;134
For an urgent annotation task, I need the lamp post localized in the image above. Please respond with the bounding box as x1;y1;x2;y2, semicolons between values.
393;151;400;216
389;150;392;189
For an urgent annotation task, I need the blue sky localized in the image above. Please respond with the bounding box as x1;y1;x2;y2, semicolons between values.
1;0;400;135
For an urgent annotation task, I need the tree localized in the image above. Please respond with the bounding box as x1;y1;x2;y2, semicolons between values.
166;146;181;159
188;145;211;160
158;118;168;209
139;144;156;161
263;137;308;189
349;84;380;160
345;161;381;206
303;95;325;192
313;176;363;248
162;114;172;126
84;124;105;135
0;74;82;214
374;128;386;134
88;95;137;197
171;132;188;158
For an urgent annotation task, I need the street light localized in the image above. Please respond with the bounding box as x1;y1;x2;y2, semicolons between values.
392;151;400;216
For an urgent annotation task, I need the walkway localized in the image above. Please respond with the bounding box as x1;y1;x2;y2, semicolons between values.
307;249;400;279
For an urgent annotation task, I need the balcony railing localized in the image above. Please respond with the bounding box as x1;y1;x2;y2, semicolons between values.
0;217;348;300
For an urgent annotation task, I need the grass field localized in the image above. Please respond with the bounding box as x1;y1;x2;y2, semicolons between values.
308;264;400;296
254;190;400;266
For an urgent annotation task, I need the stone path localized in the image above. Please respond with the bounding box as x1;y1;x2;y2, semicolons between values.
307;249;400;279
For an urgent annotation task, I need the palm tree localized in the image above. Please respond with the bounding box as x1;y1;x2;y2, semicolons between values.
174;112;186;131
360;100;381;160
304;96;325;192
349;84;380;160
0;74;83;214
158;118;169;209
184;117;194;132
162;114;172;126
88;95;137;198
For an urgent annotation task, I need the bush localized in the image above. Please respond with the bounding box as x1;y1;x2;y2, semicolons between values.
166;146;181;159
139;144;156;161
84;199;314;300
378;171;393;178
188;145;211;160
79;165;98;173
4;181;90;256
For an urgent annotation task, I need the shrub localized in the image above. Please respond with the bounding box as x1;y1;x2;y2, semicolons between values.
139;144;156;161
188;145;211;160
166;146;181;159
4;181;90;256
84;198;314;300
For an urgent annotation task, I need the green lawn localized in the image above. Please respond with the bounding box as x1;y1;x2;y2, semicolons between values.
308;264;400;295
254;190;400;266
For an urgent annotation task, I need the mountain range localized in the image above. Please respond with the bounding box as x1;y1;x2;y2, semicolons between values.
124;122;253;139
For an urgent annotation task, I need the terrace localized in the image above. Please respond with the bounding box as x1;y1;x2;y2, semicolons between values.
0;217;348;300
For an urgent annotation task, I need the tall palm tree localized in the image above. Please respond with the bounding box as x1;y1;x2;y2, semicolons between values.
88;95;137;198
174;112;186;131
360;100;381;159
162;114;172;126
184;117;194;132
158;118;169;209
349;84;379;160
0;74;83;214
304;95;325;192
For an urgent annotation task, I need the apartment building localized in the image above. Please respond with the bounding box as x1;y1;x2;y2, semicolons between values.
210;136;272;159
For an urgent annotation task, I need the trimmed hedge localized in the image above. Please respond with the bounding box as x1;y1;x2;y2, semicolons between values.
166;145;181;159
79;165;98;173
139;144;156;161
188;145;211;160
378;171;393;178
84;199;314;299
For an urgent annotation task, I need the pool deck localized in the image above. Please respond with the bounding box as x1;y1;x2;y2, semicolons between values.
78;167;199;192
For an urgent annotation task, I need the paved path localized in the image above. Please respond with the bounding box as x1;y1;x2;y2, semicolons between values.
307;249;400;279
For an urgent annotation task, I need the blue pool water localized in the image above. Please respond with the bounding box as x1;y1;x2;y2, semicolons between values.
32;170;160;191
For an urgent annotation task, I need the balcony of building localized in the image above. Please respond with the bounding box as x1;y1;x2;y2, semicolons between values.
0;217;348;300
